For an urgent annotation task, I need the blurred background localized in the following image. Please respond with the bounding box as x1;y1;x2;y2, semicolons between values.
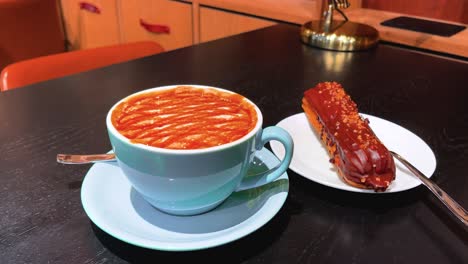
1;0;467;72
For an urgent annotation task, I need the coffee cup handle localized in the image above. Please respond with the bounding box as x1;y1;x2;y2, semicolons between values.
235;126;293;191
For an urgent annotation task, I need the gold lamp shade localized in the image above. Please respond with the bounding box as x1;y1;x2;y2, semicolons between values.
301;0;379;51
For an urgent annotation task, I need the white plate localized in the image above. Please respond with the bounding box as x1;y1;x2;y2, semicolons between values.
270;113;436;193
81;148;288;251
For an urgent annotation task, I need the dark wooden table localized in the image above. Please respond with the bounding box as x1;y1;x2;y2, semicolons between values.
1;24;467;263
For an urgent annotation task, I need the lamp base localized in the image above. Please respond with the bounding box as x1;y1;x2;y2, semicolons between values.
300;20;379;51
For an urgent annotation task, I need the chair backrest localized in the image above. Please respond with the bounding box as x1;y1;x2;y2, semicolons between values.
0;41;164;91
0;0;65;71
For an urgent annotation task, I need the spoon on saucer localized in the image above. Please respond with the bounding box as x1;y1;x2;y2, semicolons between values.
56;152;276;177
390;151;468;227
57;153;116;164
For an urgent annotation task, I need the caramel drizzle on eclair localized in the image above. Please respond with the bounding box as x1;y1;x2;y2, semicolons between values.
302;82;395;191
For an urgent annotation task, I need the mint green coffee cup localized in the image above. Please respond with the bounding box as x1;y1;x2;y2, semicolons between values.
106;85;293;216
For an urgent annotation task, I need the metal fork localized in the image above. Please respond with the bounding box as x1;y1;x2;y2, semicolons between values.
390;151;468;227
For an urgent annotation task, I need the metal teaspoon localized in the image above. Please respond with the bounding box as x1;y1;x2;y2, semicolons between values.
56;153;116;164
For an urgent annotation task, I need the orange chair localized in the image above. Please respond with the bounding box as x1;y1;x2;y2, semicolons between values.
0;41;164;91
0;0;65;71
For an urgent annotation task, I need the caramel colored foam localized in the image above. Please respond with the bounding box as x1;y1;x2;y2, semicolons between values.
112;86;257;150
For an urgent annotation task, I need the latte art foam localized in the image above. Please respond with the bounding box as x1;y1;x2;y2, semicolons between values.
111;86;258;149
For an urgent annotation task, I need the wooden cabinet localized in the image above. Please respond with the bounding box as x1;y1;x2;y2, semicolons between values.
60;0;192;52
199;7;276;42
59;0;322;52
60;0;121;50
119;0;193;51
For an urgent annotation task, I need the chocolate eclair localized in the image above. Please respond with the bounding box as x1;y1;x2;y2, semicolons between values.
302;82;395;191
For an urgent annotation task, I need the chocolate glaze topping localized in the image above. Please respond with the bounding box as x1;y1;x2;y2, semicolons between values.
303;82;395;191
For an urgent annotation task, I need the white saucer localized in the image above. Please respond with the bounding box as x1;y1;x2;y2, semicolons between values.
81;148;288;251
270;113;436;193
